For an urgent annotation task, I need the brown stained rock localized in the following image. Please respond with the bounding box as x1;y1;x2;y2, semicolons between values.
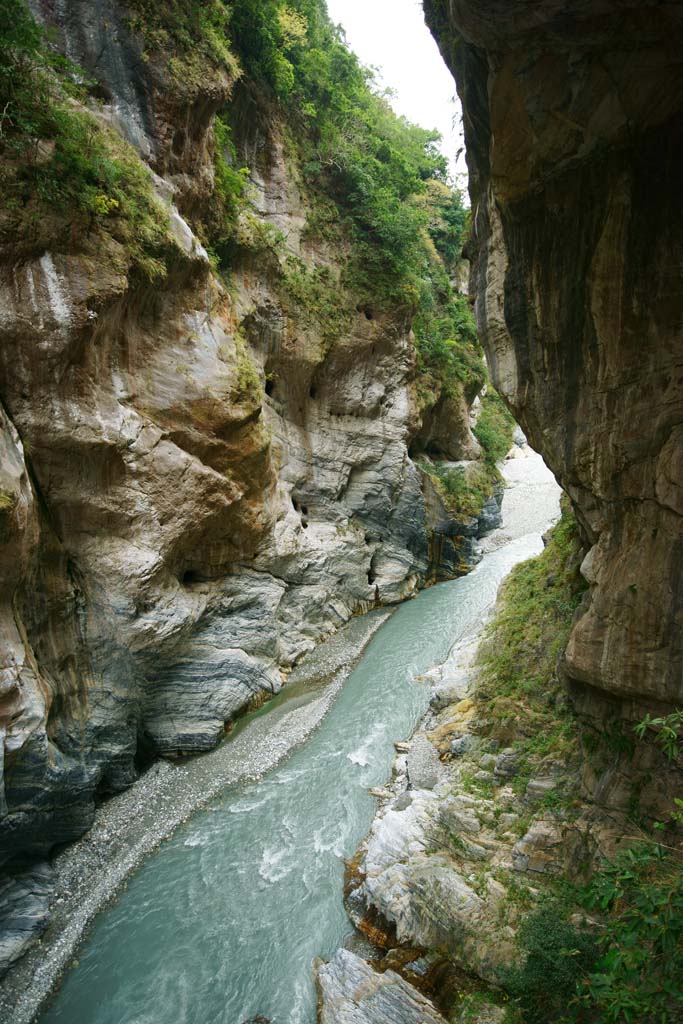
424;1;683;739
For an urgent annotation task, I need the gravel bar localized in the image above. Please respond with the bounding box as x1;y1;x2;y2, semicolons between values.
0;610;392;1024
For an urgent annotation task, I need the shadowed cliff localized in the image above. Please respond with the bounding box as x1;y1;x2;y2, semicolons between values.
425;0;683;810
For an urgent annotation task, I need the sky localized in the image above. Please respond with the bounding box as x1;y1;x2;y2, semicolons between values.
324;0;468;186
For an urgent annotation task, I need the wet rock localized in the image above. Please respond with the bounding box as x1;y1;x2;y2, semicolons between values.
369;788;393;801
512;426;527;449
317;949;447;1024
477;486;504;537
430;682;467;711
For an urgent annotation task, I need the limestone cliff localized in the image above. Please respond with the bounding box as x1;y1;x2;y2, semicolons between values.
0;1;503;879
425;0;683;804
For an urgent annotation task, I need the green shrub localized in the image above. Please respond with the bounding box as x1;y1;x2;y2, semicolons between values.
0;3;174;275
474;391;516;467
502;902;599;1024
225;1;475;354
425;461;496;519
124;0;237;83
575;843;683;1023
476;502;586;759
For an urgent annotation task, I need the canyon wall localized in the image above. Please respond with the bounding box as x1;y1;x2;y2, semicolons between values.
425;0;683;748
0;2;496;874
316;10;683;1019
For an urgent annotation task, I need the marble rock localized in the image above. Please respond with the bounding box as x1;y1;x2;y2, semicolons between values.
317;949;447;1024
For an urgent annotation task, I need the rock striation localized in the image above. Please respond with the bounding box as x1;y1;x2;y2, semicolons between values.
424;0;683;774
317;949;447;1024
0;1;501;901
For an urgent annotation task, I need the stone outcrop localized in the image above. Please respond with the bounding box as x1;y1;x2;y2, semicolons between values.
0;1;496;886
424;1;683;748
340;618;623;1013
317;949;447;1024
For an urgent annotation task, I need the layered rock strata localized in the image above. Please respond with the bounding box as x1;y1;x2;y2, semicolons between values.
317;949;447;1024
0;2;496;890
424;0;683;787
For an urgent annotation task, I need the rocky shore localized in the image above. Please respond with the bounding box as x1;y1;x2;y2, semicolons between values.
0;611;390;1024
315;451;620;1024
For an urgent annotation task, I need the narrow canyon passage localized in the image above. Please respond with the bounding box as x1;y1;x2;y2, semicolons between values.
1;1;682;1020
38;454;559;1024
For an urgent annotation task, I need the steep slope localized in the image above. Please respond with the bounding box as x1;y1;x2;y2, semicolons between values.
424;0;683;809
0;0;510;881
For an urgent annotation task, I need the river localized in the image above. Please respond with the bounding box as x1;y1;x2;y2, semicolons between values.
39;449;560;1024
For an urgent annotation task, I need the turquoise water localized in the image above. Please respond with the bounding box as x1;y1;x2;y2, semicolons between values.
41;455;559;1024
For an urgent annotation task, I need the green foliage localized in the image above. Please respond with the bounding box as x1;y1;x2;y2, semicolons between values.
207;114;251;258
214;0;478;393
502;902;599;1024
575;843;683;1024
124;0;237;83
0;2;174;276
229;0;302;96
414;292;484;403
474;391;516;467
417;382;515;521
477;502;586;758
280;255;350;341
634;710;683;762
425;461;496;520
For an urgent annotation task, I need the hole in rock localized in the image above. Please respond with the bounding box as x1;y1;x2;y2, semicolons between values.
265;378;275;397
181;569;201;585
309;384;318;399
301;505;309;516
292;497;299;511
302;519;309;529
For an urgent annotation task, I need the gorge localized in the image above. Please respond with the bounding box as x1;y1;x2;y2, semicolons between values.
1;1;682;1022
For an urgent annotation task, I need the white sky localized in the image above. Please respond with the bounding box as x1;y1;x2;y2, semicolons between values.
324;0;467;186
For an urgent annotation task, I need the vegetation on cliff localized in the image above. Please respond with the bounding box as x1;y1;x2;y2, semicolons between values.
422;391;516;520
1;0;487;426
0;1;175;276
217;0;482;401
471;508;683;1024
477;500;585;768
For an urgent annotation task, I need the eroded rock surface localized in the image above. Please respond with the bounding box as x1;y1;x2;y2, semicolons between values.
0;1;497;899
317;949;447;1024
424;0;683;735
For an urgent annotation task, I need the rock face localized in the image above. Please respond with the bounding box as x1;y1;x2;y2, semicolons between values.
317;949;447;1024
424;1;683;721
0;2;497;880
